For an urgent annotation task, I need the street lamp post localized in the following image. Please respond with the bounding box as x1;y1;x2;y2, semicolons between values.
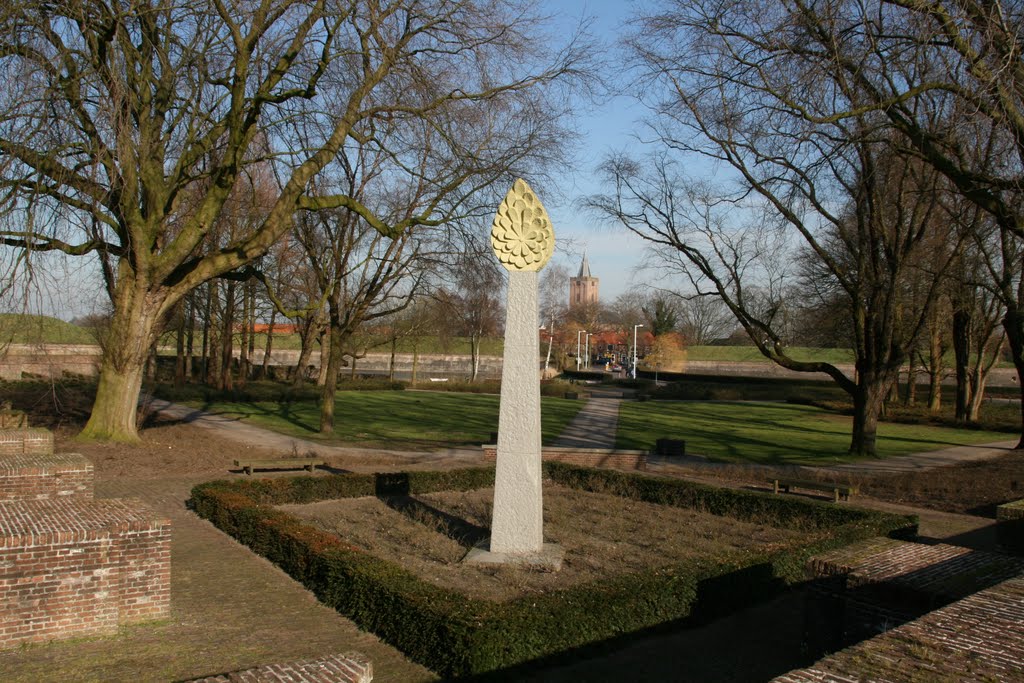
632;324;644;380
576;330;585;371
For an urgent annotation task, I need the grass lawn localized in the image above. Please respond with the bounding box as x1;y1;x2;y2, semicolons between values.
0;313;97;345
188;390;583;449
617;401;1013;465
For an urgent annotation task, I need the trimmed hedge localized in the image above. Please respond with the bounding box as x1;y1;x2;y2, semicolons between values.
190;464;916;677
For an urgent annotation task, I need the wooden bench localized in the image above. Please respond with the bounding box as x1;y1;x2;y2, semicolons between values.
772;478;857;503
233;457;326;475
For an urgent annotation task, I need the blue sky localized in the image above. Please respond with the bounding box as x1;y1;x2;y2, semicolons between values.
17;1;658;320
540;0;656;302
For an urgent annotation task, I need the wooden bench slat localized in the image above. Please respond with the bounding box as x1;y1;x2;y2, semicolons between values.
771;478;857;502
233;457;326;475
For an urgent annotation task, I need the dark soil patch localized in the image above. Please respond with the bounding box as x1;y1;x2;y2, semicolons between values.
280;485;805;602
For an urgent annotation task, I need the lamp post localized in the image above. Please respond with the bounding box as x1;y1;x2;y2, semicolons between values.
585;333;593;369
576;330;585;371
632;324;644;379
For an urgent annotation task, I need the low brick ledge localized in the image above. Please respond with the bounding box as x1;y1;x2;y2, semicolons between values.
773;575;1024;682
997;498;1024;553
0;452;94;502
482;444;648;471
808;537;1024;603
998;499;1024;521
187;652;373;683
0;496;171;649
0;497;166;547
0;428;53;456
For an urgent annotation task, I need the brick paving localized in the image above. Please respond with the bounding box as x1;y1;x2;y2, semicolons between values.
0;473;435;682
775;575;1024;683
187;652;372;683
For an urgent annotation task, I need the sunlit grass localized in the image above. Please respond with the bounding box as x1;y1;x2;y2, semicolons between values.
189;390;583;450
0;313;97;345
617;401;1011;465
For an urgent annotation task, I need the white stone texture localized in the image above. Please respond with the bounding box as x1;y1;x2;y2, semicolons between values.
489;270;544;554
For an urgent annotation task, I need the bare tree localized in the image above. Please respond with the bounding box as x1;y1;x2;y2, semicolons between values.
590;148;957;456
438;258;503;381
0;0;591;440
633;0;1024;441
677;295;733;346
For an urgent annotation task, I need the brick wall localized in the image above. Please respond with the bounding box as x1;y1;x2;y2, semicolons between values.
0;428;54;456
0;498;171;649
187;652;373;683
802;537;1024;656
997;498;1024;553
0;453;94;502
776;575;1024;682
482;445;647;471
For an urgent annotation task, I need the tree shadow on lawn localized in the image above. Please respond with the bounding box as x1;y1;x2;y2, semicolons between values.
626;404;988;465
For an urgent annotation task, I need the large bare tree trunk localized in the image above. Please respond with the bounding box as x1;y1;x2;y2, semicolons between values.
320;326;342;435
316;328;329;386
261;308;276;379
389;338;397;381
238;282;250;386
850;370;893;457
175;301;187;389
470;333;481;382
80;283;167;442
927;324;943;413
205;281;221;386
412;343;419;386
292;316;318;387
952;308;971;422
319;294;351;435
903;358;917;406
1004;309;1024;449
185;295;195;382
218;281;236;391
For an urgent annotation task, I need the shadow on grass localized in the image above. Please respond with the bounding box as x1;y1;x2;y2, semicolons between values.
619;402;1005;466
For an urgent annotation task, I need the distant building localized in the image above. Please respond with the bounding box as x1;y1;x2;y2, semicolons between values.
569;253;599;308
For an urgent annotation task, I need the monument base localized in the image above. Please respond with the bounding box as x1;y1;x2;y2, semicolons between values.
463;539;564;571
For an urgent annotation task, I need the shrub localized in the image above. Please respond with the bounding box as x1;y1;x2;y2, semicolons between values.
190;464;915;677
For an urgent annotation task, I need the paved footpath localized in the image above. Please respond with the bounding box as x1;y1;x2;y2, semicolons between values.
551;394;621;449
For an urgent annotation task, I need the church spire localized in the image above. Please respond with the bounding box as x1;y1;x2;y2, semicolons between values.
577;252;592;279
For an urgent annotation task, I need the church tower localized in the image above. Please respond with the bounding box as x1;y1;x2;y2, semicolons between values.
569;253;599;308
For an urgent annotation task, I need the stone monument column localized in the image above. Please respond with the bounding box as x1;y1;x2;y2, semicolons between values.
467;178;561;568
489;267;544;553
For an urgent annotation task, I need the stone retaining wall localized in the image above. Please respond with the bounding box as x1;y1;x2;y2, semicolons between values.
0;497;171;649
0;452;93;502
187;652;373;683
482;445;647;471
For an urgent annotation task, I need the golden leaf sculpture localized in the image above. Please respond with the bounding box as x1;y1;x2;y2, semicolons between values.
490;178;555;271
